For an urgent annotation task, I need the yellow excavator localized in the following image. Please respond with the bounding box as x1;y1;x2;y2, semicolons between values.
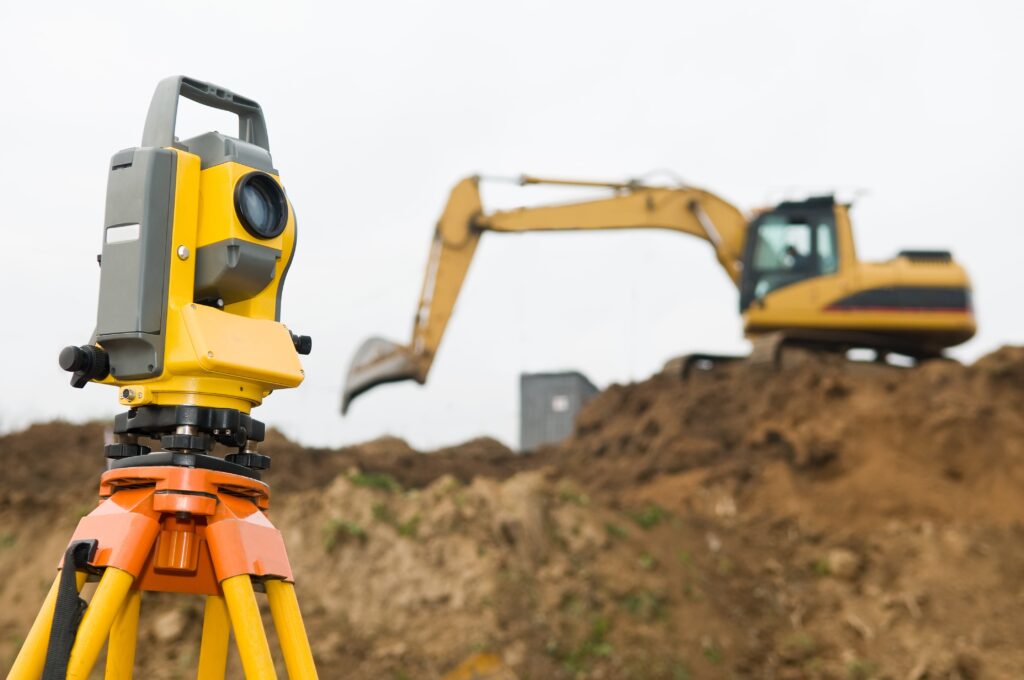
342;175;975;413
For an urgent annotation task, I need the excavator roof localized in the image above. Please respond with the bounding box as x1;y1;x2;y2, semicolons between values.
774;194;835;210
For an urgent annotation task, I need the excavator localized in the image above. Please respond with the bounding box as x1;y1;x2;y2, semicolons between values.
342;175;975;413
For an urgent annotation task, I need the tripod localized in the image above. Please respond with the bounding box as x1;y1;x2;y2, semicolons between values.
7;406;319;680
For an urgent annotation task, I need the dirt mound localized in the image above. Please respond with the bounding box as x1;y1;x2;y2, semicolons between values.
1;347;1023;678
560;348;1024;531
267;432;531;494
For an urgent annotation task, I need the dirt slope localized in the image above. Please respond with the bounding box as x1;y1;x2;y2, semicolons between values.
1;347;1022;679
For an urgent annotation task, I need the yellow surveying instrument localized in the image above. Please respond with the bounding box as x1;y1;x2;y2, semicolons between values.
8;76;318;679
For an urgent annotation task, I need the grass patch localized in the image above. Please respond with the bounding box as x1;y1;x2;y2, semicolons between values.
702;640;724;664
0;532;16;549
549;616;614;673
372;502;394;523
630;504;667;529
846;658;878;680
350;471;402;493
397;514;421;538
605;522;629;540
621;590;668;621
781;632;817;660
672;662;693;680
558;484;590;507
322;518;367;552
371;502;420;539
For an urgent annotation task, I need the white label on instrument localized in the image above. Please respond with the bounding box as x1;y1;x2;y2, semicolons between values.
106;223;140;244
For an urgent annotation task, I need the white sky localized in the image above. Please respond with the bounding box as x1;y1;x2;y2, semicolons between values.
0;1;1021;449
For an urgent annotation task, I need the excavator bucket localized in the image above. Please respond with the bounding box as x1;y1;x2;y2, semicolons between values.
341;337;423;414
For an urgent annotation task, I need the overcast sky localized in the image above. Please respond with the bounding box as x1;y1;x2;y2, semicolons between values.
0;1;1020;449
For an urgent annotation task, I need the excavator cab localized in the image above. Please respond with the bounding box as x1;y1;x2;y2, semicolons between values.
739;196;839;311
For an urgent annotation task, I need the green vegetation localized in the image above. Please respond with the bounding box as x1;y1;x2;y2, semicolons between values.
371;502;393;523
559;593;586;617
671;662;693;680
630;504;667;529
322;518;367;552
621;590;668;621
397;514;421;538
846;658;878;680
370;502;420;539
559;485;591;507
349;471;402;493
605;522;629;540
781;632;817;659
702;640;724;664
548;616;614;673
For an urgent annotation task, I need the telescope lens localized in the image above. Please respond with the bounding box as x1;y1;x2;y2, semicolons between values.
235;172;288;239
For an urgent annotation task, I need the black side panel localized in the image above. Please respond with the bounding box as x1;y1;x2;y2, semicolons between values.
827;286;971;311
898;250;952;262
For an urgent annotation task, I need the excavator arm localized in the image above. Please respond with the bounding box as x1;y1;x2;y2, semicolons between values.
342;175;748;413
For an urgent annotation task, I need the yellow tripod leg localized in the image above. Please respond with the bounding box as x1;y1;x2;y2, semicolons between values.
105;587;141;680
197;595;231;680
266;580;319;679
66;567;134;680
6;570;87;680
222;575;278;680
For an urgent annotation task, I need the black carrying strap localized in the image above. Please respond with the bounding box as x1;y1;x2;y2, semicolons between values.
42;539;98;680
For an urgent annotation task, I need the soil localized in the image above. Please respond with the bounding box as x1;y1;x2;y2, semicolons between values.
1;347;1023;679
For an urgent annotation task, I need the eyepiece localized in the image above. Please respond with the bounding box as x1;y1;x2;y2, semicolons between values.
235;172;288;239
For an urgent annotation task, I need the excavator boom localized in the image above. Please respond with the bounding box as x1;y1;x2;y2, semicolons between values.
342;174;747;412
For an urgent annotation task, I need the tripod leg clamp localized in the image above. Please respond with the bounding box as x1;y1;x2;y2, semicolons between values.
42;539;98;680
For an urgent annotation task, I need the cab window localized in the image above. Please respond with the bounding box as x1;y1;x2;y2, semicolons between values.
744;212;839;303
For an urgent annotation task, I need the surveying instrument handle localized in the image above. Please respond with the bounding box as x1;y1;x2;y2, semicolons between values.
7;76;320;679
142;75;271;151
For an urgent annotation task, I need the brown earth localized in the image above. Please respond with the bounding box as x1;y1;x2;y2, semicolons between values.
1;347;1023;679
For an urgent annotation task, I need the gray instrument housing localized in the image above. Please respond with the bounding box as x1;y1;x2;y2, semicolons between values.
93;76;288;383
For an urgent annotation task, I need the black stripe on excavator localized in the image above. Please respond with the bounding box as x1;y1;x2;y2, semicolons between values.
827;286;971;312
898;250;953;263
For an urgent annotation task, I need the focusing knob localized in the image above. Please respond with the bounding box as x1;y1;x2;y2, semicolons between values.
59;345;110;388
290;332;312;356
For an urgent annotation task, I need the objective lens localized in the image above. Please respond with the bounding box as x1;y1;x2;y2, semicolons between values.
235;172;288;239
